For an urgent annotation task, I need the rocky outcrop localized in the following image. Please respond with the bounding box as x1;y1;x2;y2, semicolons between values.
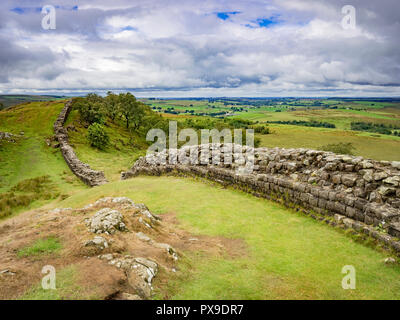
0;132;19;143
122;143;400;252
54;100;107;187
81;196;172;299
85;208;127;234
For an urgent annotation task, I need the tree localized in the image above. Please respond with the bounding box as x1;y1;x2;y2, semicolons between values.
119;93;145;129
74;94;105;125
87;123;109;149
105;91;120;121
0;102;4;110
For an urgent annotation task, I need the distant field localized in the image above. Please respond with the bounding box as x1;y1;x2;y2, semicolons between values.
0;95;66;109
141;98;400;160
259;125;400;161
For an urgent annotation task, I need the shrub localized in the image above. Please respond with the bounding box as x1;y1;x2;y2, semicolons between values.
320;142;356;155
254;125;270;134
87;123;110;149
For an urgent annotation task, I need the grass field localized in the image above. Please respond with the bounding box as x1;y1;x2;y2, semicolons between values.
58;176;400;300
1;99;400;300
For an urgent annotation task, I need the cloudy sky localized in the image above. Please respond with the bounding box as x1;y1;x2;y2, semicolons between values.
0;0;399;97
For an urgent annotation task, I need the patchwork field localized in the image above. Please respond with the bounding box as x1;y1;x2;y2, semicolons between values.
142;98;400;161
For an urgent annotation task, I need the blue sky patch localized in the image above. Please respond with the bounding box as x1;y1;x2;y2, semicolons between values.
216;11;240;20
245;15;283;29
10;7;26;14
121;26;137;31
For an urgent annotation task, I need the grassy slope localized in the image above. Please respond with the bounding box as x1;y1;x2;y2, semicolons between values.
58;176;400;300
0;101;86;192
0;101;88;218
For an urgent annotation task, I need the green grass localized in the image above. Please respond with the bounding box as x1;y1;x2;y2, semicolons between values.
0;176;60;220
18;237;62;258
58;176;400;300
21;265;87;300
0;101;87;194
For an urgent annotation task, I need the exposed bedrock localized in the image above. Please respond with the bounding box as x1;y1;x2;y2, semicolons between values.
54;100;108;187
122;143;400;251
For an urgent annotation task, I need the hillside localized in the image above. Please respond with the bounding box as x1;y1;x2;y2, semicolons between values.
0;95;66;110
1;100;400;300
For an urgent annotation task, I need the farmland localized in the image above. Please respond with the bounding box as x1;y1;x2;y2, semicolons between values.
142;98;400;161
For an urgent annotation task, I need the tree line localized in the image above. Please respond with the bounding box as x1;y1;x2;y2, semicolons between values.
350;121;400;135
266;120;336;128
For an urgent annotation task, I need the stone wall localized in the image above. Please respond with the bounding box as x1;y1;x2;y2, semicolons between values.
122;143;400;251
54;100;108;187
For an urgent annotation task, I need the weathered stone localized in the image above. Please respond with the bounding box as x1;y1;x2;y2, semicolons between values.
342;218;353;228
54;101;108;187
383;176;400;187
85;208;127;234
362;170;374;182
341;174;357;187
332;175;342;184
378;186;396;197
136;232;152;242
374;171;389;181
120;293;142;300
384;257;396;265
84;236;109;249
153;243;178;260
391;161;400;170
361;161;374;169
334;214;345;223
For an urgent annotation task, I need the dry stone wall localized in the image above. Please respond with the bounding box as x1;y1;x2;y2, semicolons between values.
122;143;400;251
54;100;108;187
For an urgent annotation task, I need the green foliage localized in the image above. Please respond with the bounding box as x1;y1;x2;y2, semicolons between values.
254;125;270;134
87;123;109;149
18;237;62;257
73;94;105;125
118;92;148;129
320;142;356;155
351;121;397;135
267;120;336;128
104;91;120;121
